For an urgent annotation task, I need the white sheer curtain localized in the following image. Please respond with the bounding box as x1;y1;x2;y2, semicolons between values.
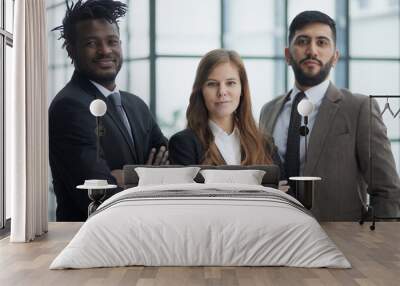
6;0;48;242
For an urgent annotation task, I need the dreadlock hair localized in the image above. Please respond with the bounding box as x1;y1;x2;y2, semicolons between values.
187;49;273;166
52;0;127;51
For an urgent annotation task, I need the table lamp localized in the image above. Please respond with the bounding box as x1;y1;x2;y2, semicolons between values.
297;98;314;163
89;99;107;161
289;98;321;210
81;99;114;216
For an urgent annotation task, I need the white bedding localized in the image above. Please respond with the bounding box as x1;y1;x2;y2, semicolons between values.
50;183;351;269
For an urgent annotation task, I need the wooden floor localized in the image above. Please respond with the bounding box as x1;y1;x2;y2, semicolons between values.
0;222;399;286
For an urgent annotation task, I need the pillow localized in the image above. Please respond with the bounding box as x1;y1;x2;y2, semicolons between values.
123;164;280;189
200;169;266;185
135;167;201;186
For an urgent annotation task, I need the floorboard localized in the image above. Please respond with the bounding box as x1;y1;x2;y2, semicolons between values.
0;222;399;286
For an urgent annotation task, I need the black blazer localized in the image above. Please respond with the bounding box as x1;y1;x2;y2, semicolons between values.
169;128;284;178
49;71;167;221
169;129;205;165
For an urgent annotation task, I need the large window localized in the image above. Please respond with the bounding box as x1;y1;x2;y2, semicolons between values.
1;0;14;230
349;0;400;171
48;0;378;136
46;0;400;218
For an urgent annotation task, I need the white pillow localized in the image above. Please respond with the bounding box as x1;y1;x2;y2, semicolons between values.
135;167;201;186
200;169;266;185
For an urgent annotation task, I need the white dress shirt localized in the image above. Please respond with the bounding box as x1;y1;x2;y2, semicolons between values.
90;80;134;141
273;79;330;174
209;120;241;165
89;80;120;98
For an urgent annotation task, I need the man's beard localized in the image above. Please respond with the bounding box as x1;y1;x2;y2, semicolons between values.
290;55;335;87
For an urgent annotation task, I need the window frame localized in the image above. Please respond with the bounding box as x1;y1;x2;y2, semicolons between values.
0;0;14;232
45;0;400;220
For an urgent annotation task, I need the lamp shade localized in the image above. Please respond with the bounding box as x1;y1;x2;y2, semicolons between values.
89;99;107;117
297;99;314;116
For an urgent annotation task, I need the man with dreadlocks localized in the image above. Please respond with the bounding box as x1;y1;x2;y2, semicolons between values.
49;0;168;221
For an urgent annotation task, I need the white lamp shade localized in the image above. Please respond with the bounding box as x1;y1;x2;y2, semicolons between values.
297;99;314;116
89;99;107;117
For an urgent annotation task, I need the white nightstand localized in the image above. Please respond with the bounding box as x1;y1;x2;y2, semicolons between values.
77;180;117;216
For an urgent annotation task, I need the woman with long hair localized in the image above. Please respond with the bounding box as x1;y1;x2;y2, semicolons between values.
169;49;278;166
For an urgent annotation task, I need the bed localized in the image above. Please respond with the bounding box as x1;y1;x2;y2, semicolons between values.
50;165;350;269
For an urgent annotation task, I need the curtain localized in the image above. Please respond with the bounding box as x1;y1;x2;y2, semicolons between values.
7;0;48;242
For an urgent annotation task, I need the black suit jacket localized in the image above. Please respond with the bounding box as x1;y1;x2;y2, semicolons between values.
169;128;284;177
49;71;167;221
169;129;205;165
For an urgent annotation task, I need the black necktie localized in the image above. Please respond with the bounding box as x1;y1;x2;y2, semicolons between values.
285;92;306;187
109;92;134;143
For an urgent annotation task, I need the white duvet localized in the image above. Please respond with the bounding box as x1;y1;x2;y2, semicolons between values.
50;183;351;269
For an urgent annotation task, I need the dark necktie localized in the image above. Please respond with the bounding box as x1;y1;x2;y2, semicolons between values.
109;92;134;143
285;92;306;187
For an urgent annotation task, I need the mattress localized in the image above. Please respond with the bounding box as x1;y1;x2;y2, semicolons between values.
50;183;351;269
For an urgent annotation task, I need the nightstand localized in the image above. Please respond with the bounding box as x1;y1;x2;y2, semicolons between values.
289;176;321;210
77;180;117;216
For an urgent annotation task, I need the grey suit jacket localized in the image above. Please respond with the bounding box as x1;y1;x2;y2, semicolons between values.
259;82;400;221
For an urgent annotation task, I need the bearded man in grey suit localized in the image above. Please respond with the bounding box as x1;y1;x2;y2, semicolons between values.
259;10;400;221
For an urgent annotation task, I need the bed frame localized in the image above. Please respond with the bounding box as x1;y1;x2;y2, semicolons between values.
122;164;280;189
